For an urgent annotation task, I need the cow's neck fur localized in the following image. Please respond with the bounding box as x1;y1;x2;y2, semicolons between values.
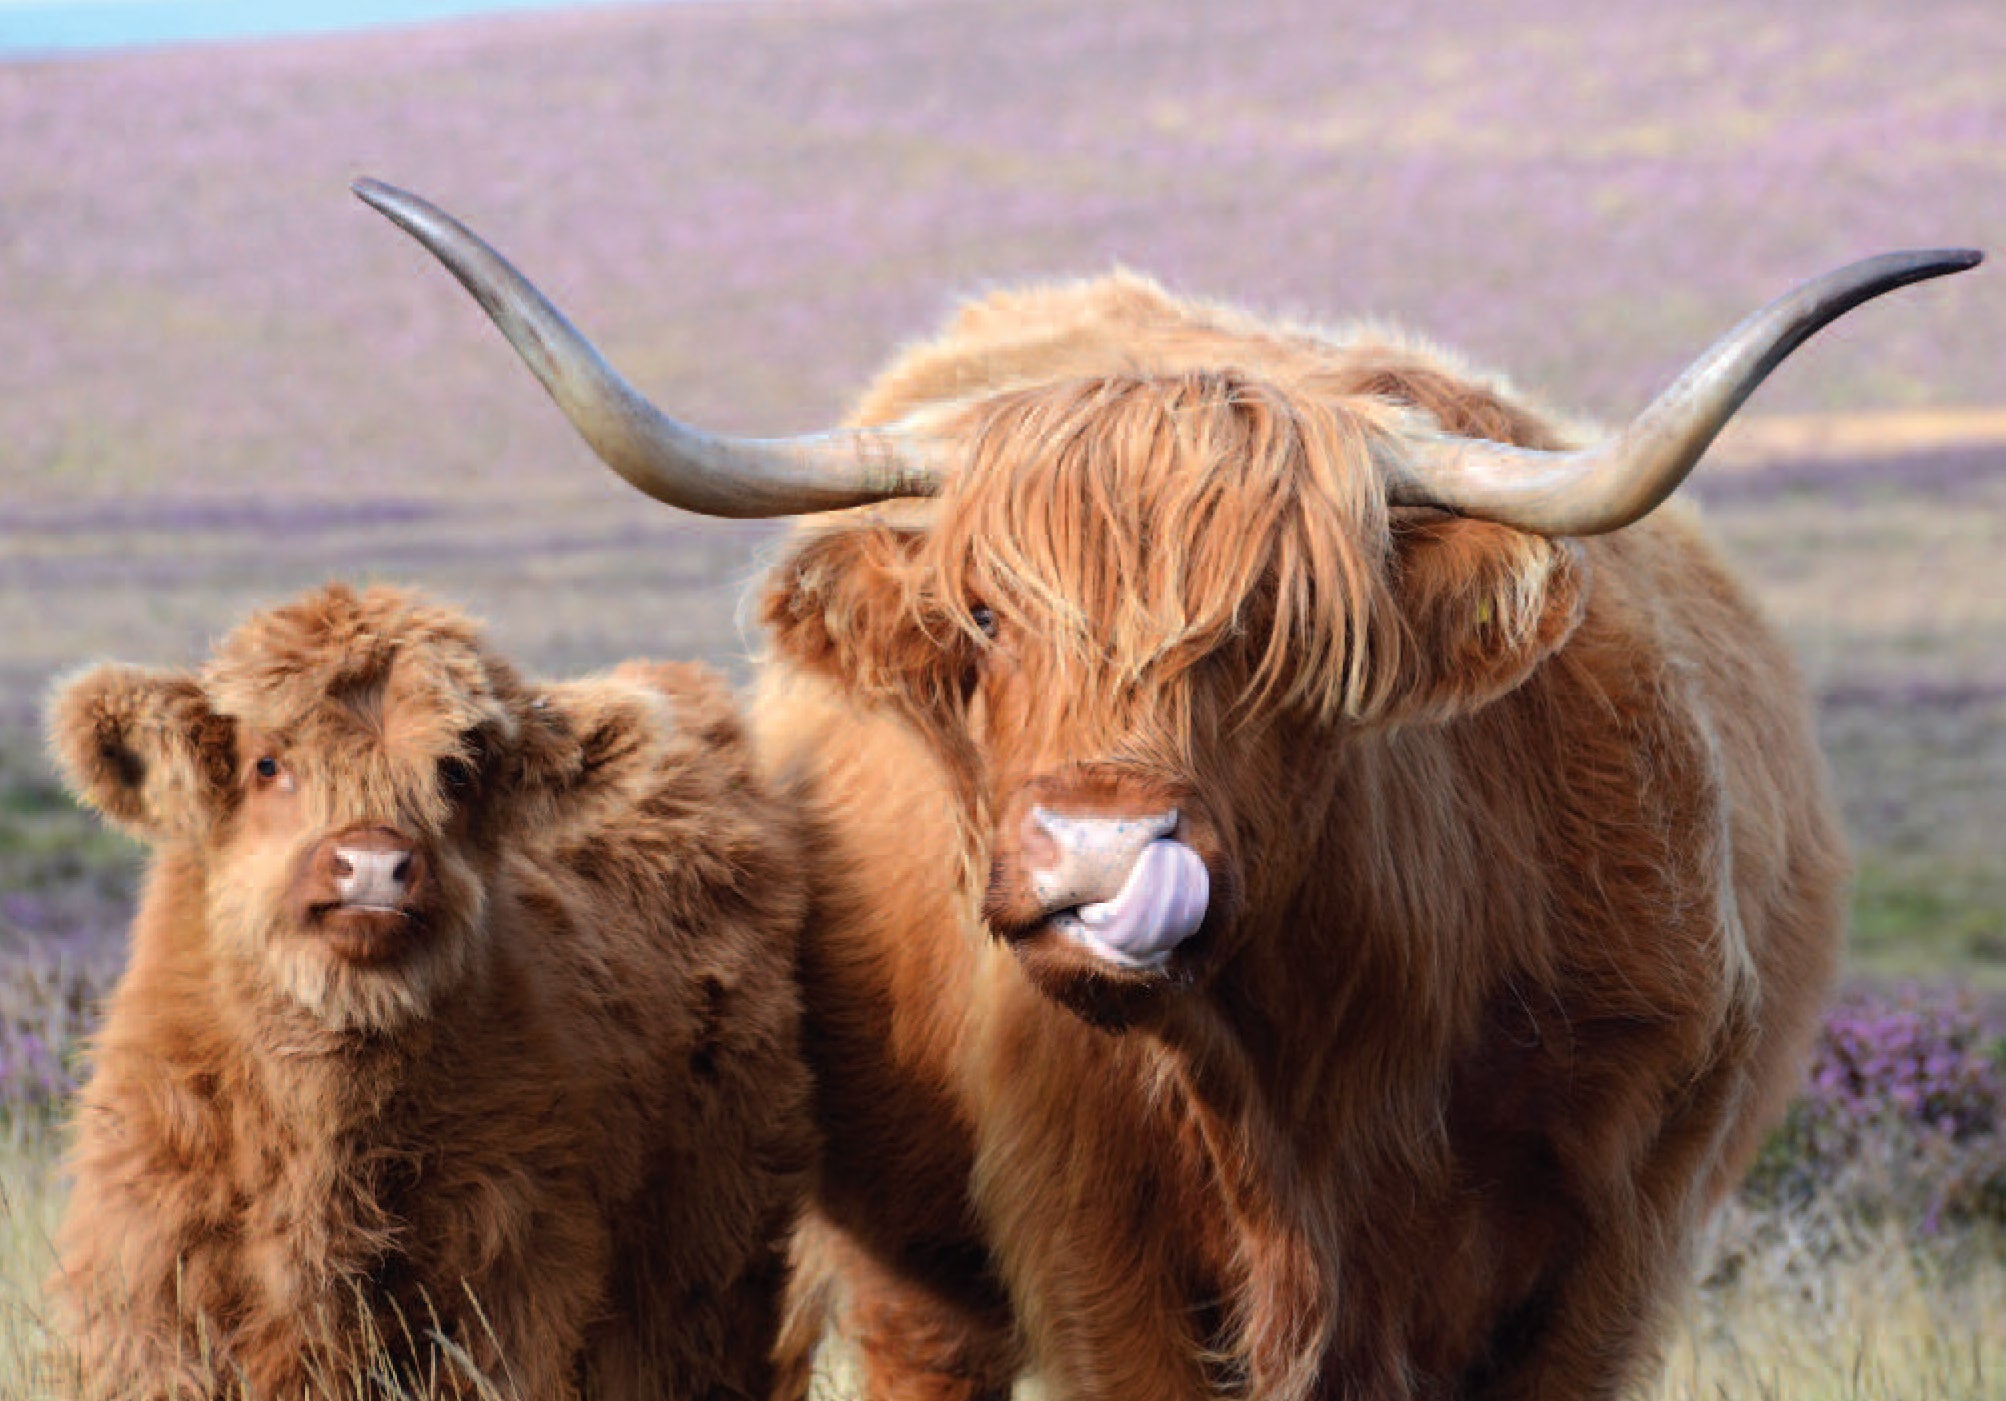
1095;576;1748;1393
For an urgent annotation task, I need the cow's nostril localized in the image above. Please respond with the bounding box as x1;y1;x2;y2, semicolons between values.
392;854;412;885
1025;807;1181;913
332;853;354;879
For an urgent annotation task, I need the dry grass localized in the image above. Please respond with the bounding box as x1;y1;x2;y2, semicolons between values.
1650;1203;2006;1401
1;1111;1998;1398
0;1132;66;1400
0;1124;525;1399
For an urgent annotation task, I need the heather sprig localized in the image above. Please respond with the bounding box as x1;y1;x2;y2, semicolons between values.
0;945;117;1122
1748;985;2006;1230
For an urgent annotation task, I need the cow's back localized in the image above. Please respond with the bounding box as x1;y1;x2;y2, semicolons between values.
1570;508;1845;1185
505;660;817;1399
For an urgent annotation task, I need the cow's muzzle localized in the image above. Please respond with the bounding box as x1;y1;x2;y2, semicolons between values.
1024;807;1210;970
988;773;1230;961
987;781;1234;1028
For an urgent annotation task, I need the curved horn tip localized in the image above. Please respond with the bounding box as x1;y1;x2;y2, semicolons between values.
352;176;416;205
351;176;399;210
1871;246;1984;284
351;178;445;235
1925;248;1984;273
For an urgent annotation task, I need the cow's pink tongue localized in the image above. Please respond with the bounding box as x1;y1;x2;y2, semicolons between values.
1073;840;1210;969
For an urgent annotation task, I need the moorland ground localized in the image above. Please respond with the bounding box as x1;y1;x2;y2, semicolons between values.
0;0;2001;1394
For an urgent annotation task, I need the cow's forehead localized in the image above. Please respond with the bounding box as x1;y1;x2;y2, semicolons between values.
915;371;1393;725
935;369;1393;524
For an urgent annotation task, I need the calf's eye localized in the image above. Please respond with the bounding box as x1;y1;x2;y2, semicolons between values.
440;757;476;793
255;757;279;781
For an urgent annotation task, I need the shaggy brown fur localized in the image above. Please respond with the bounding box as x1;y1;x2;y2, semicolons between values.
47;584;814;1401
750;273;1846;1400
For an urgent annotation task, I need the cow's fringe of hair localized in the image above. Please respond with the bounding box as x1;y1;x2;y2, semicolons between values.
926;371;1413;732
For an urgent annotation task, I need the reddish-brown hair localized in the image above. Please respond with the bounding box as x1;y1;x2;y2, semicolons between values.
755;272;1843;1400
49;584;814;1399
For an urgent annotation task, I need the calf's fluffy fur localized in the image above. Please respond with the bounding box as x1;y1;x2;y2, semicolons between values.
47;584;812;1401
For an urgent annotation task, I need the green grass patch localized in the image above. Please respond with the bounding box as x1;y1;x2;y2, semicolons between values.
1850;858;2006;988
0;768;139;910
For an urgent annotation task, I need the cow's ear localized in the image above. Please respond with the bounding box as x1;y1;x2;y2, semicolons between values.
760;523;947;697
1374;514;1587;725
46;665;237;841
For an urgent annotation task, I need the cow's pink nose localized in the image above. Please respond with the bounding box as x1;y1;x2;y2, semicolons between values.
1022;806;1210;969
1024;807;1179;913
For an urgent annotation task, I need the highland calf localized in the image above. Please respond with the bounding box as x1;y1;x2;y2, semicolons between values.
49;583;812;1401
356;182;1979;1401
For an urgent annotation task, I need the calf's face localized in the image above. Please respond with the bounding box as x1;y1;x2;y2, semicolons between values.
193;710;495;1033
50;585;630;1033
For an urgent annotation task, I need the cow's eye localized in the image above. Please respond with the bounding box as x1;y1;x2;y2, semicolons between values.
254;756;279;782
440;757;476;794
970;605;998;640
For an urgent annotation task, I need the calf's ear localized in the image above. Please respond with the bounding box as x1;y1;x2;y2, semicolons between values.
46;665;237;840
759;523;949;699
1373;514;1588;726
500;670;682;826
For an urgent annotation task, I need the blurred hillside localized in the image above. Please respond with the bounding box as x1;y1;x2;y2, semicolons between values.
0;0;2001;976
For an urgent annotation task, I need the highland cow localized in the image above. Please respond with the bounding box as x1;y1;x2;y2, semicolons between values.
355;181;1978;1400
48;583;812;1401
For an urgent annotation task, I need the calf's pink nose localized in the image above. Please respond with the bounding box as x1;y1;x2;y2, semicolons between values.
331;835;415;909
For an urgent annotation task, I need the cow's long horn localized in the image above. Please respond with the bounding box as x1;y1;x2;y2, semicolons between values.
352;179;940;518
1388;248;1982;536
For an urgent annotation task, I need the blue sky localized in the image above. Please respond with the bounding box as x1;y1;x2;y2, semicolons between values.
0;0;671;54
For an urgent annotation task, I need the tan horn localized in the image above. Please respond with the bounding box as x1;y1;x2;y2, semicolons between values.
1386;248;1983;536
353;179;941;518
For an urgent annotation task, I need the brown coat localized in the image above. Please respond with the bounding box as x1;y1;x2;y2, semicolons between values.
49;584;814;1401
752;274;1846;1400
